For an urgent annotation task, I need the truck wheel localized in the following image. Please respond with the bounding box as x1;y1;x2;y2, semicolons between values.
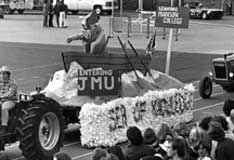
3;6;11;14
94;6;102;15
17;9;24;14
199;76;212;99
202;12;207;20
5;8;15;14
17;103;64;160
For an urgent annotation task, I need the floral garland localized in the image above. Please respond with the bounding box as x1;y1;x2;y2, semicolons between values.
79;84;195;148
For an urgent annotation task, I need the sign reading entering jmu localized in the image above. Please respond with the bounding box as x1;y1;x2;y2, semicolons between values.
77;69;119;96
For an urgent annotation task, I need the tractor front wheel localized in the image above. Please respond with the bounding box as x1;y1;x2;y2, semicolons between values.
17;102;64;160
199;76;213;99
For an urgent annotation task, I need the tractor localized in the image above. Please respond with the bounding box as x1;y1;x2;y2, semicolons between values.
199;53;234;99
0;45;151;160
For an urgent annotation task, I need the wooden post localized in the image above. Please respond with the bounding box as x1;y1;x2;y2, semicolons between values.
128;16;131;38
175;0;181;41
146;17;150;39
120;0;123;18
163;28;166;39
166;29;173;74
165;0;174;74
139;0;143;32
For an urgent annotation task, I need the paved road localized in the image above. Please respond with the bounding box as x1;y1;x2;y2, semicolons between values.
0;42;231;160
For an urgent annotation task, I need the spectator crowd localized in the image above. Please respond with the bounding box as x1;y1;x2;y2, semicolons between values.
91;98;234;160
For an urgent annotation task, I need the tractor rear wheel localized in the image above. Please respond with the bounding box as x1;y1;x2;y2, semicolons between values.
17;103;64;160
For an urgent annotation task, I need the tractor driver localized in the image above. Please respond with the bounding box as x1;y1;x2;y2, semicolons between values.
0;66;17;134
66;11;106;55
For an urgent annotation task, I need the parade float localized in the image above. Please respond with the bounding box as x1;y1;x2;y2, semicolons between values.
0;39;194;160
42;38;195;148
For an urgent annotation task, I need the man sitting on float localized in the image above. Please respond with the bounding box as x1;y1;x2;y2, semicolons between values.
0;66;17;134
66;11;106;55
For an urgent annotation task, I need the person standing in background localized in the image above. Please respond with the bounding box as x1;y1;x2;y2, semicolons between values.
229;0;233;15
48;0;54;27
58;0;68;28
224;0;233;15
54;0;60;27
42;0;49;27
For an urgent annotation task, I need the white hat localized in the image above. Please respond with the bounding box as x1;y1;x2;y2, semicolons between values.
0;65;10;73
159;140;171;153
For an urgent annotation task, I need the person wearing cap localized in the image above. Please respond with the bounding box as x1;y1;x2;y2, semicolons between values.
0;66;17;134
66;11;106;55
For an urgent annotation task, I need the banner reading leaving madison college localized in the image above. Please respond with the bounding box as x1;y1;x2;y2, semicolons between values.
77;69;119;96
155;6;189;28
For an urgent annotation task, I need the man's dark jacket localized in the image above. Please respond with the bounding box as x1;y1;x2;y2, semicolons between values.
125;144;156;160
216;137;234;160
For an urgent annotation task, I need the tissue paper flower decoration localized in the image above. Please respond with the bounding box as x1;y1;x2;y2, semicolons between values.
79;84;194;147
